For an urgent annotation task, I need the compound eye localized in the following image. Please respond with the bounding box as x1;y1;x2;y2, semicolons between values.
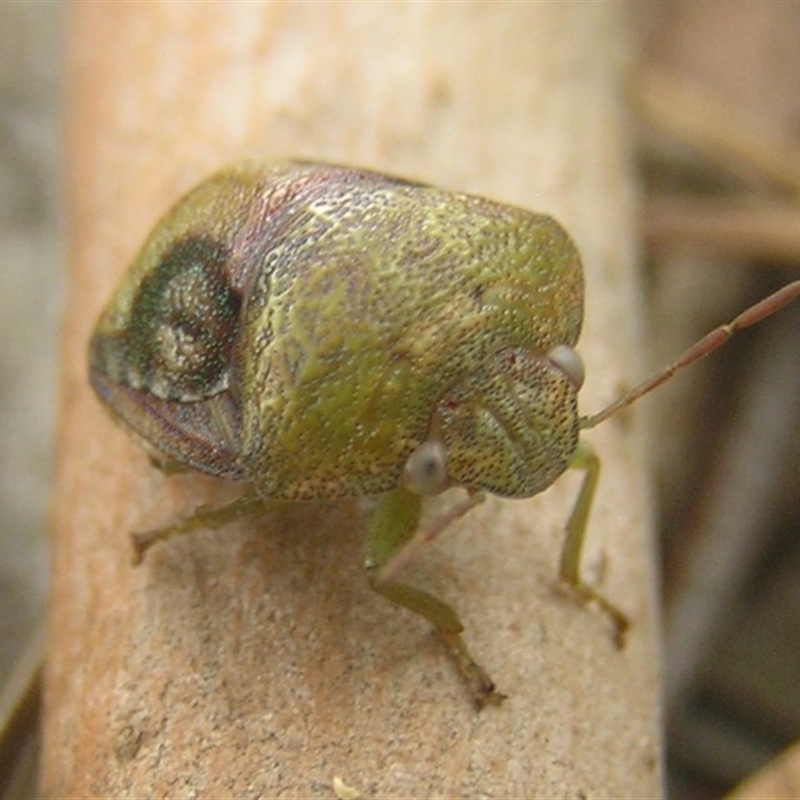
547;344;584;390
403;440;449;495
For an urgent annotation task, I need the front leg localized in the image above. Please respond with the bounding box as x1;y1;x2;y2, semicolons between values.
131;490;268;565
559;441;629;646
364;487;504;709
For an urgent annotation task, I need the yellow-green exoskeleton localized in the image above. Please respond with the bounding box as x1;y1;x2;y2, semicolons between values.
89;160;800;707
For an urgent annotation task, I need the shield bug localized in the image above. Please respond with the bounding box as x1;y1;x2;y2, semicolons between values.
89;160;800;708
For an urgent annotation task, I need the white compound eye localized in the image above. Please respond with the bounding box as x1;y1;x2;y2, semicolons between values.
547;344;584;389
403;440;449;495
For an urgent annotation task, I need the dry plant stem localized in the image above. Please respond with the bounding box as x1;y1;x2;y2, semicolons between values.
637;70;800;196
645;197;800;262
44;4;662;797
0;627;45;798
726;739;800;800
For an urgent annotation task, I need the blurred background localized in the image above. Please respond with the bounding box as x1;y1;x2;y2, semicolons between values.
1;3;798;797
0;5;64;795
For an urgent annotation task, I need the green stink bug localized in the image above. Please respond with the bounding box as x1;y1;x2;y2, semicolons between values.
89;160;800;707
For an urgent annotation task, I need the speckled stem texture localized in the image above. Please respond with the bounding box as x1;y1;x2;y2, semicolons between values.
45;3;662;797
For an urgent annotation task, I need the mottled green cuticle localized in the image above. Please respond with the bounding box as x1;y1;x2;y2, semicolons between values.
89;160;584;503
237;172;583;500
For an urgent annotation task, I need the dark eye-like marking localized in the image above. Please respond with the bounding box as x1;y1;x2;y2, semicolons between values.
125;236;241;400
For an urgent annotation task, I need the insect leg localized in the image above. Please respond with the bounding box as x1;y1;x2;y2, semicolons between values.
131;490;267;565
560;441;630;647
377;490;486;584
364;487;504;708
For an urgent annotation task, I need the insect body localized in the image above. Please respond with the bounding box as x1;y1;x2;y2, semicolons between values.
89;160;800;707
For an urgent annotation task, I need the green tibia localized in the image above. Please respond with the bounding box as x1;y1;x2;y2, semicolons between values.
365;487;503;708
130;490;268;565
560;440;629;645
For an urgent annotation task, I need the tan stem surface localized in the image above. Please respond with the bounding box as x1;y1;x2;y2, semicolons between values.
44;3;662;797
